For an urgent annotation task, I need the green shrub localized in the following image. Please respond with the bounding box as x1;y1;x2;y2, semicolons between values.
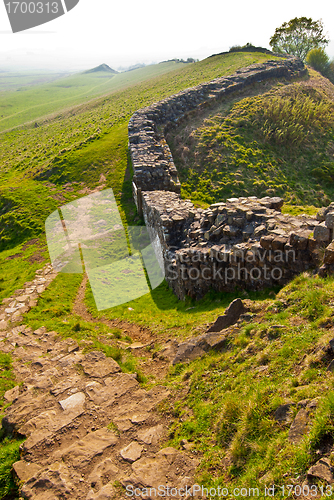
306;47;330;75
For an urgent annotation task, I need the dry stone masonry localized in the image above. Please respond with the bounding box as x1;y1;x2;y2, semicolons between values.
128;57;334;300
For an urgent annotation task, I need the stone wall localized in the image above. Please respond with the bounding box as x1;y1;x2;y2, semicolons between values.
129;57;306;200
128;57;334;300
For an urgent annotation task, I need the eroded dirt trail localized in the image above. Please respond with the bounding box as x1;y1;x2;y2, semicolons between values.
0;266;199;500
72;273;155;344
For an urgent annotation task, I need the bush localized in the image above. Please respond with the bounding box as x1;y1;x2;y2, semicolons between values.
306;47;330;76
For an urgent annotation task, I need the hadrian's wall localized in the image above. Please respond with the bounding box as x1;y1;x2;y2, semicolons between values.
128;57;334;300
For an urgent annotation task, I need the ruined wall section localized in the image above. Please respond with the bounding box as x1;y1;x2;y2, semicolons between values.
129;57;306;202
127;57;334;300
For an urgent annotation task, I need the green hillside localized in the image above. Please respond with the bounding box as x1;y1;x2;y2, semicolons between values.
0;70;70;92
83;63;118;74
167;68;334;210
0;61;185;132
0;51;277;265
3;50;334;498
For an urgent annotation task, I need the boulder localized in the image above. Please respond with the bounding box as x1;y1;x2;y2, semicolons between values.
274;403;294;423
207;298;247;332
172;331;229;365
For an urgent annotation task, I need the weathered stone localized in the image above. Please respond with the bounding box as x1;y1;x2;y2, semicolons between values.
130;412;150;424
16;295;29;303
137;425;165;445
50;376;81;397
4;385;20;402
13;460;42;482
207;298;246;332
20;407;85;452
307;458;334;484
324;242;334;265
316;207;327;222
59;392;86;412
0;320;8;331
20;462;76;499
172;340;206;365
85;373;138;406
2;393;54;434
86;483;116;500
314;223;330;243
325;212;334;229
274;403;294;423
81;351;121;378
87;458;119;490
122;447;198;492
58;428;118;469
120;441;143;463
288;408;311;443
254;224;266;236
260;235;274;249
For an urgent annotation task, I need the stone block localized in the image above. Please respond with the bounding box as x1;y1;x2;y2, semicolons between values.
325;211;334;229
314;223;330;243
324;242;334;264
260;235;274;250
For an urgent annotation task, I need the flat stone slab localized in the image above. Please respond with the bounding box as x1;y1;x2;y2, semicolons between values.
137;424;165;445
122;447;198;492
120;441;143;463
59;392;86;412
20;407;85;453
20;461;77;499
307;458;334;483
50;376;81;397
58;428;118;469
87;458;119;491
4;385;20;403
85;373;138;406
81;351;121;378
13;460;42;482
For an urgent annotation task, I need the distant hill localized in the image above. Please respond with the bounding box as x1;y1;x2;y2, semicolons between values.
83;63;118;74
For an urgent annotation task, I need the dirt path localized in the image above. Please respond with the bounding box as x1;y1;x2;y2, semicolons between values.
72;274;171;383
0;266;199;500
72;274;155;344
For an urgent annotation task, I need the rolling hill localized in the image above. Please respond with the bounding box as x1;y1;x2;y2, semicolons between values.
83;63;118;74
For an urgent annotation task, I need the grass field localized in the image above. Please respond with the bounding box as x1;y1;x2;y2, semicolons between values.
0;70;70;92
0;61;187;132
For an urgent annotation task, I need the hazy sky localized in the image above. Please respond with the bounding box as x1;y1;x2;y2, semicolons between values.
0;0;333;71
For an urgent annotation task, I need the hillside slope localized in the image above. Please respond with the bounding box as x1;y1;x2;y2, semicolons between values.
167;68;334;211
84;63;118;74
0;51;278;299
3;52;334;498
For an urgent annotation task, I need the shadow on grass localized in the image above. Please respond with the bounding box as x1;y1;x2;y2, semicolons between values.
146;278;281;314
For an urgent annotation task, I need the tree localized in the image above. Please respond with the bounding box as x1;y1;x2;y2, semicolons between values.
269;17;329;61
306;47;330;75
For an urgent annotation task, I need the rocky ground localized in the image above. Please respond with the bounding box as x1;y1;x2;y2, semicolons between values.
0;266;199;500
1;266;334;499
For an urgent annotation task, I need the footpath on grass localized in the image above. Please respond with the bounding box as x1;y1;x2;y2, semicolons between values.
0;265;199;500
